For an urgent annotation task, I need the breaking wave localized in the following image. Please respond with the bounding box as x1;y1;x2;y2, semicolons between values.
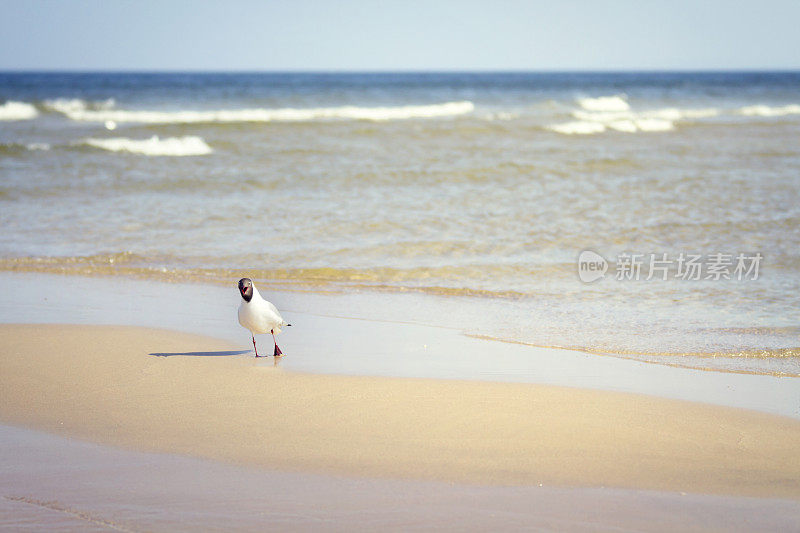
577;95;631;112
26;143;51;151
547;121;608;135
551;95;800;135
738;104;800;117
548;116;677;135
83;135;212;156
51;100;475;124
548;95;721;135
0;101;38;121
44;97;116;115
9;94;800;138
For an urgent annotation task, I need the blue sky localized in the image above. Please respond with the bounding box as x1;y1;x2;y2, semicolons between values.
1;0;799;71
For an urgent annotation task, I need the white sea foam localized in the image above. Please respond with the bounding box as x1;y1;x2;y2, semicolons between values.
483;111;519;121
652;107;720;120
54;101;475;124
44;98;115;115
605;120;637;133
548;118;676;135
0;101;38;121
84;136;213;156
738;104;800;117
26;143;51;151
547;121;607;135
550;97;720;135
44;98;87;115
577;95;630;112
573;107;719;123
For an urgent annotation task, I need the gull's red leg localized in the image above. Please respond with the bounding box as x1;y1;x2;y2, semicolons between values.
252;334;260;357
272;329;283;357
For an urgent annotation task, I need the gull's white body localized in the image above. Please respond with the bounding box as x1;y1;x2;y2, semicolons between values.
238;284;287;335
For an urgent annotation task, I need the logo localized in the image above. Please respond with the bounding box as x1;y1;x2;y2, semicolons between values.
578;250;608;283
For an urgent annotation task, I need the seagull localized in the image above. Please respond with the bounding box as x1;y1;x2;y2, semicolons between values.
237;278;290;357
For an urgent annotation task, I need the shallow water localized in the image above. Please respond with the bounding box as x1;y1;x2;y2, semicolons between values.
1;72;799;373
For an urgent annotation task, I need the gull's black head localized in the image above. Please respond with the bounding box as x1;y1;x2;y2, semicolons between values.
238;278;253;302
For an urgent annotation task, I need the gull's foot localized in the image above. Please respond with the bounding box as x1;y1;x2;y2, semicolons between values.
274;345;283;357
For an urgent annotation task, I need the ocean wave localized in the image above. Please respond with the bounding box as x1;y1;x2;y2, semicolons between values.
547;118;675;135
572;107;720;123
482;111;519;121
43;97;116;115
52;100;475;124
548;96;721;135
738;104;800;117
83;135;212;156
547;121;607;135
0;142;51;154
0;101;38;121
26;143;51;151
577;95;630;112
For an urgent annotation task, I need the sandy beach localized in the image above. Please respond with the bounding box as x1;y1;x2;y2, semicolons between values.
2;322;799;500
4;424;800;533
4;10;800;530
1;272;799;531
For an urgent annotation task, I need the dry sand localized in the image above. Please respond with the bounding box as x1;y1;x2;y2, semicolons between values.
2;323;800;499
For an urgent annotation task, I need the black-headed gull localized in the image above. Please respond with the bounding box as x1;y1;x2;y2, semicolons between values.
237;278;290;357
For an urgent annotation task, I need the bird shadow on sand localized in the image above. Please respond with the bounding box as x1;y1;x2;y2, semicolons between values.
149;350;251;357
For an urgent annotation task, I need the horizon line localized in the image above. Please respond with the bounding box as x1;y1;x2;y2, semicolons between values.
1;67;799;75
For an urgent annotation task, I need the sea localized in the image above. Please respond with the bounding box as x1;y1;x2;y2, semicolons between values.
1;71;798;375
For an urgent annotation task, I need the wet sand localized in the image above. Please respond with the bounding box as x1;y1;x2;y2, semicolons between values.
3;423;799;532
2;272;799;419
2;323;799;500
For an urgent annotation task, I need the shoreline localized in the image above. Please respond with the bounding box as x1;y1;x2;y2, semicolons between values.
2;323;800;499
1;271;798;419
1;262;797;377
